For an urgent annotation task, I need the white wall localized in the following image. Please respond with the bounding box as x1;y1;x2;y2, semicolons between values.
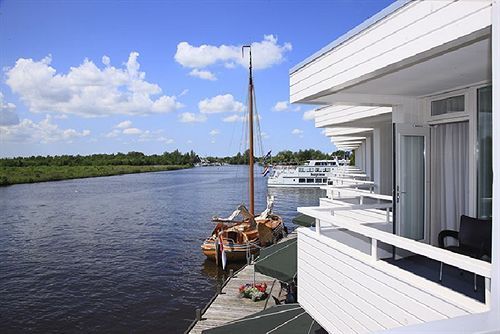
373;122;393;195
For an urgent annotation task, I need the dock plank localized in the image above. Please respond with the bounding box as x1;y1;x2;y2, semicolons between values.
188;264;277;334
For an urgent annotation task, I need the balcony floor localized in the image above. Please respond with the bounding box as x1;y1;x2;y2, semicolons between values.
385;255;485;303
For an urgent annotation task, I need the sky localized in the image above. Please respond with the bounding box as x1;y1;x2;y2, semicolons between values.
0;0;394;158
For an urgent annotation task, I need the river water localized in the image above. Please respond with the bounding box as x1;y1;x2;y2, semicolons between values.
0;165;323;333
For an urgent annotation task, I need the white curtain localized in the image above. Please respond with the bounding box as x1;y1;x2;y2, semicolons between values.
430;121;469;246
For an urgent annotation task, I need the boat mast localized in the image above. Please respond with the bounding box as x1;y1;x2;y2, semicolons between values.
243;45;255;217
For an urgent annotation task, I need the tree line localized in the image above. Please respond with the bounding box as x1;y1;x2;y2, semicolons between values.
0;150;200;167
0;148;350;167
205;149;349;165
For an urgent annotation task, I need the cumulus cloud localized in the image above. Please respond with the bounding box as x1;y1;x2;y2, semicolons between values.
105;129;121;138
105;124;173;143
0;115;90;143
199;94;245;114
115;120;133;129
123;127;142;135
179;112;207;123
189;69;217;81
303;109;316;121
272;100;301;112
175;35;292;71
0;92;19;126
222;114;245;123
209;129;220;136
4;52;184;118
272;101;288;112
291;128;304;137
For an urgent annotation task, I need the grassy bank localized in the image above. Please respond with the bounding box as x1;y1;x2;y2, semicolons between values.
0;165;191;186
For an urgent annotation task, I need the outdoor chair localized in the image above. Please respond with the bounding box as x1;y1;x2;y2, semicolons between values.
438;215;492;291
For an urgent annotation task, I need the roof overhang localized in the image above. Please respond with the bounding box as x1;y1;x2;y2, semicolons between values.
290;0;492;106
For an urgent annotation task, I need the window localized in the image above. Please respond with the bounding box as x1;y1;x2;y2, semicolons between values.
299;178;305;183
431;95;465;116
306;178;314;183
315;178;322;183
323;178;328;183
477;86;492;218
298;168;305;173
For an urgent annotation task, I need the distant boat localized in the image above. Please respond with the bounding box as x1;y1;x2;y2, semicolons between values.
201;46;285;265
267;159;351;188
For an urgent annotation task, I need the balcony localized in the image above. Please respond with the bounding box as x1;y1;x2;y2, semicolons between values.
296;197;491;333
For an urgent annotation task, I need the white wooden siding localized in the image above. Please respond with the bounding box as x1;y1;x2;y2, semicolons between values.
298;228;488;334
290;0;492;103
315;105;392;128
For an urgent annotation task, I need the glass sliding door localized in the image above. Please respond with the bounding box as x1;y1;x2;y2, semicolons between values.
477;86;492;218
395;124;429;243
400;136;425;240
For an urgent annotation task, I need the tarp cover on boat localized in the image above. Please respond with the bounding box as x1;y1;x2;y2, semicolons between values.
292;213;315;227
201;304;326;334
254;237;297;284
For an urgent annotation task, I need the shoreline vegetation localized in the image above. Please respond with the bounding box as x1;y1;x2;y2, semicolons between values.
0;150;198;186
0;149;351;186
0;165;191;186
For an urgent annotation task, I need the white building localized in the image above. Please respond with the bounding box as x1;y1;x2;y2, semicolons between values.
290;0;499;332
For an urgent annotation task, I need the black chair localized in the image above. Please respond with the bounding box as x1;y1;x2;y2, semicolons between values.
438;215;492;291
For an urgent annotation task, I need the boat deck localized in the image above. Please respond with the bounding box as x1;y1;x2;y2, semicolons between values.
187;264;278;334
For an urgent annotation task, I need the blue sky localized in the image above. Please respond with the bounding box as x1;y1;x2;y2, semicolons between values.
0;0;394;158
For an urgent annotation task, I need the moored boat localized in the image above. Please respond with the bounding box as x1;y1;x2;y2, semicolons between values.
201;198;285;262
201;46;285;265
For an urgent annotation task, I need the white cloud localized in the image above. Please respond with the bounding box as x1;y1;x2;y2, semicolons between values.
209;129;220;136
115;120;133;129
222;114;245;123
0;115;90;143
199;94;245;114
105;129;121;138
158;137;174;144
174;35;292;71
5;52;184;118
261;132;270;140
189;69;217;81
102;55;111;66
272;100;301;112
272;101;288;112
179;112;207;123
179;89;189;97
123;127;142;135
291;128;304;137
303;109;316;121
0;92;19;126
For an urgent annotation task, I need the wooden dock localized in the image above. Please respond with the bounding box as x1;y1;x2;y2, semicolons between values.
187;264;278;334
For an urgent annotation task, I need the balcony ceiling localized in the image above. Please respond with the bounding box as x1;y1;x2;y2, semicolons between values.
312;37;491;106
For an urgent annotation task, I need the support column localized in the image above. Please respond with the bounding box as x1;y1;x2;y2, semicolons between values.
491;0;499;313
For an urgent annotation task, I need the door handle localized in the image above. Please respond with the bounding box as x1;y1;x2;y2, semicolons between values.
396;186;406;203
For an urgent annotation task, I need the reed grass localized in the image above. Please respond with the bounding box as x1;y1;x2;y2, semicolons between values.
0;165;190;186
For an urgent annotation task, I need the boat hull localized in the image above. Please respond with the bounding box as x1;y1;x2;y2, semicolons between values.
201;241;259;262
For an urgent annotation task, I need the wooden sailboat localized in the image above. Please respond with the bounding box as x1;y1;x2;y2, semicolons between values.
201;46;285;264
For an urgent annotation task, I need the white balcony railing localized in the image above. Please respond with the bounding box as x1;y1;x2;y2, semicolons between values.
296;202;492;333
